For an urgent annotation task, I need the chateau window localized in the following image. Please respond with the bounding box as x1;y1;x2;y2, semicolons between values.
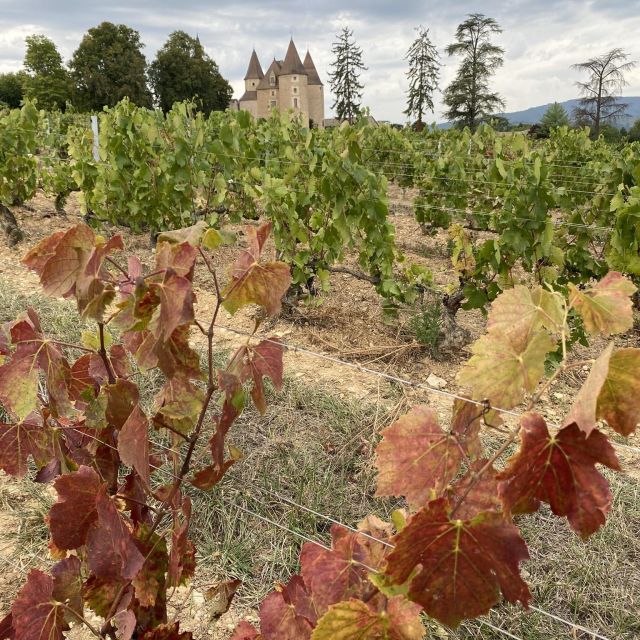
251;82;255;87
293;97;299;108
293;76;298;82
271;90;275;97
293;87;297;94
270;73;276;86
270;100;277;107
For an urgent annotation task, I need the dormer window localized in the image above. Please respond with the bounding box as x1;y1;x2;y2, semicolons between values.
270;73;276;86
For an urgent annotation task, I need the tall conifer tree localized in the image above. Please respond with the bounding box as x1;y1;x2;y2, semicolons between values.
329;27;367;124
404;26;440;127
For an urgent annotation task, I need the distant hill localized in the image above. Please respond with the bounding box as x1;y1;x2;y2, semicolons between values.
437;96;640;129
498;96;640;129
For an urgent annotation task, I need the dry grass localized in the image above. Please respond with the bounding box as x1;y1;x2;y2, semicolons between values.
0;279;638;640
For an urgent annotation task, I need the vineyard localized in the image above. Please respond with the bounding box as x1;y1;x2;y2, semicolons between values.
0;100;639;640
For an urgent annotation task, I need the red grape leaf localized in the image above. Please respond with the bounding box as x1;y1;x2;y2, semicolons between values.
596;347;640;436
114;610;136;640
487;285;565;336
446;461;502;520
229;338;283;414
106;379;140;429
154;376;204;436
122;471;152;526
0;411;53;477
150;270;194;341
300;524;387;616
384;497;530;627
69;353;107;403
450;398;486;460
139;622;193;640
132;526;169;609
87;491;145;580
259;586;313;640
569;271;636;336
375;405;462;508
222;223;291;316
168;498;196;588
24;224;95;298
49;465;103;549
457;328;555;409
230;621;261;640
563;343;613;435
22;230;66;274
9;309;73;417
0;613;13;640
84;575;127;617
311;597;424;640
51;556;83;620
118;404;150;489
498;413;621;538
155;240;198;279
11;569;66;640
0;357;39;421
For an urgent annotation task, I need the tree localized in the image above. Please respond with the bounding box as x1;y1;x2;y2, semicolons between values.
404;26;441;126
442;14;505;130
571;48;637;137
329;27;367;124
23;35;72;110
149;31;232;114
0;72;26;108
70;22;152;110
540;102;570;133
628;118;640;142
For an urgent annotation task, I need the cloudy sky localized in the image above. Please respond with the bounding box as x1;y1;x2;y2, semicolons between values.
1;0;639;122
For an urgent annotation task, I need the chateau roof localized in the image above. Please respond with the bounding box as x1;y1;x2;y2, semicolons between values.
280;39;307;76
239;90;257;102
304;50;322;86
244;50;264;80
257;59;282;90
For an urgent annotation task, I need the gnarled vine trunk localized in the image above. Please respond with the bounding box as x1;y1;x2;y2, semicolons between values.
0;203;24;245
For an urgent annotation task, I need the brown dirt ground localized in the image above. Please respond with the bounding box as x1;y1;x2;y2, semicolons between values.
0;188;639;638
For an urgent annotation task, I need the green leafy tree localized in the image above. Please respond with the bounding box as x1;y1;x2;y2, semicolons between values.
628;118;640;142
23;35;72;110
572;48;637;137
149;31;232;114
70;22;152;110
329;27;367;124
443;13;505;130
0;72;26;108
404;26;441;126
540;102;570;133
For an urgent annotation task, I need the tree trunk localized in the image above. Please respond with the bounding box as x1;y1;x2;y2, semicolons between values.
0;203;24;246
438;288;471;356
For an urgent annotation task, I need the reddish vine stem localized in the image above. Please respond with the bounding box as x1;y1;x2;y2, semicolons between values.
97;323;116;385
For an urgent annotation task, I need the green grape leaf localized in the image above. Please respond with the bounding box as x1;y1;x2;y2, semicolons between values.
374;405;462;508
498;413;621;538
457;328;556;409
311;597;424;640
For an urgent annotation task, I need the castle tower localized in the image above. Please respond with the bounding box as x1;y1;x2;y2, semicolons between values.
239;49;263;117
278;39;309;126
304;50;324;128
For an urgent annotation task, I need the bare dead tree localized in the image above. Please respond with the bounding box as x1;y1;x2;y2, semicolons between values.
571;48;637;137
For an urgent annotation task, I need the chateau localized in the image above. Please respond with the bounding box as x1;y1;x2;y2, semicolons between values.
236;40;325;127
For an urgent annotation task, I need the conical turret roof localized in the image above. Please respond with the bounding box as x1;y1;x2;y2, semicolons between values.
244;49;264;80
303;50;322;86
280;39;307;75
